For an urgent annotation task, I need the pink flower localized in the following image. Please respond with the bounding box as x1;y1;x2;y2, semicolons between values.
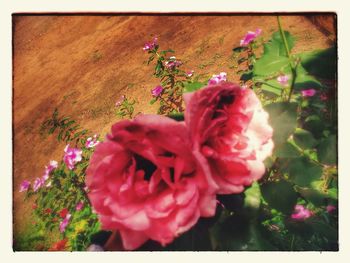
19;180;30;192
240;29;262;46
86;115;216;250
277;75;289;87
86;134;100;148
151;85;163;97
63;144;82;170
184;82;274;194
301;89;316;97
291;205;313;220
208;72;227;85
42;160;58;181
164;57;182;69
59;214;71;233
33;177;44;192
76;202;84;211
186;70;194;77
326;205;336;213
143;37;158;52
115;95;126;107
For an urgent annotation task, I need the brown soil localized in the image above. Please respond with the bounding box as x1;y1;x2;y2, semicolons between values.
13;14;335;247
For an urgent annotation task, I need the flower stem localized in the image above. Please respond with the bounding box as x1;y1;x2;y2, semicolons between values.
277;16;298;102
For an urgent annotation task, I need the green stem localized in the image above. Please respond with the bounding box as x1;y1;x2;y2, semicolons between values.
277;16;298;102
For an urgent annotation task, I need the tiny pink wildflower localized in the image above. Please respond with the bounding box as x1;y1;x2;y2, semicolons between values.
291;205;313;220
151;85;163;97
59;214;71;233
63;144;82;170
301;89;316;97
33;177;44;192
164;56;182;69
86;134;100;148
186;70;194;77
208;72;227;85
326;205;336;213
240;28;262;46
142;37;158;52
42;160;58;181
277;75;289;87
75;202;84;211
19;180;30;192
115;95;125;107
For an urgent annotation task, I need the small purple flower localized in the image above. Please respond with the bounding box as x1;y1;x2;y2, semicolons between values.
59;214;71;233
277;75;289;87
33;177;44;192
208;72;227;85
75;202;84;211
291;205;313;220
151;85;163;97
63;144;82;170
186;70;194;77
326;205;336;213
143;37;158;51
86;134;100;148
19;180;31;192
240;28;262;46
301;89;316;97
115;95;125;107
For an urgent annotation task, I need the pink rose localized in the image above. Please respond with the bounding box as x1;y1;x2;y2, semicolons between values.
184;82;274;194
86;115;216;250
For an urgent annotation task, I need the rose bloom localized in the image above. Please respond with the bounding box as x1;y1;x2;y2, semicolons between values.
184;82;274;194
86;115;216;250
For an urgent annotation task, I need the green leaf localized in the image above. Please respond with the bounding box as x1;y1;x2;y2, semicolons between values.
264;31;295;57
260;179;298;214
307;218;338;241
281;157;323;187
299;46;336;79
149;98;157;105
253;55;289;76
244;182;261;212
274;141;300;158
294;66;324;90
264;102;298;146
293;128;317;149
295;186;327;206
260;79;284;96
317;135;337;165
183;81;206;93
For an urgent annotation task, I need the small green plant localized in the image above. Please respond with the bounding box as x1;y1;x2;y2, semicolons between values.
115;95;137;119
40;108;88;146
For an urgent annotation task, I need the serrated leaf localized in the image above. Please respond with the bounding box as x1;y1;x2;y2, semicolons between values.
263;31;295;57
293;128;317;149
264;102;298;146
260;179;298;214
317;135;337;165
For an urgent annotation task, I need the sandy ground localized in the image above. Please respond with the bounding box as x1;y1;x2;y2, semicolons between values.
13;14;335;246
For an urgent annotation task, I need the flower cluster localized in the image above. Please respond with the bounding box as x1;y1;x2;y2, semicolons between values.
291;205;313;220
164;56;182;70
20;160;58;192
86;82;273;250
240;28;262;46
63;144;82;170
208;72;227;85
86;134;100;148
143;37;158;52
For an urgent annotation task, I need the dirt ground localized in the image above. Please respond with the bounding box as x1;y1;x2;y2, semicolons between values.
13;14;336;246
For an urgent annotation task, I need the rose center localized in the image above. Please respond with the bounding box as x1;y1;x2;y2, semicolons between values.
134;154;157;181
